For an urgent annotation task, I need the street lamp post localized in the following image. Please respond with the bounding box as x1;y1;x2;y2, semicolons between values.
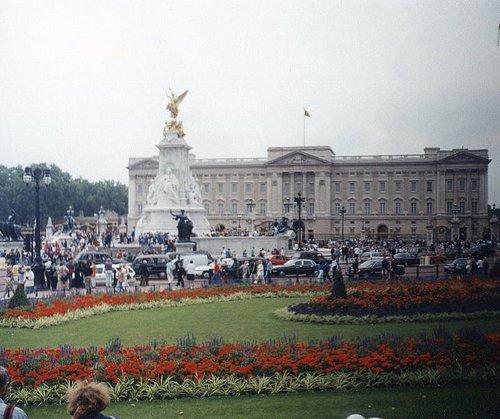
23;166;51;289
293;192;306;243
339;206;347;242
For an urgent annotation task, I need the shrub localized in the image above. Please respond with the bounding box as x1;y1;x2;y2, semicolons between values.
8;284;30;309
331;268;346;298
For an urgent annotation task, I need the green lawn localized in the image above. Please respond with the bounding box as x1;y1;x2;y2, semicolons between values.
2;294;499;418
23;383;500;419
1;296;498;349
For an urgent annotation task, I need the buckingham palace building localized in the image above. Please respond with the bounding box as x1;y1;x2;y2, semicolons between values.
128;146;491;242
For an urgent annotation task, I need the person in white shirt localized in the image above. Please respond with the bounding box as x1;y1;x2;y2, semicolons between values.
186;260;196;289
24;266;35;294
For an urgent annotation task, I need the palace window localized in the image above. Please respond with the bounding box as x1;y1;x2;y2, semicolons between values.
334;182;340;193
231;183;238;193
395;202;401;215
410;181;417;193
349;182;356;193
245;183;252;193
426;202;433;215
459;201;465;214
459;179;465;192
379;201;386;215
260;183;267;193
364;202;371;215
308;202;315;215
218;183;224;194
446;180;453;193
395;181;401;193
471;179;478;191
231;202;238;215
260;202;266;215
472;201;478;214
335;202;341;214
364;182;371;193
410;202;417;215
379;181;386;192
446;201;453;214
349;202;356;215
426;181;433;192
217;203;224;216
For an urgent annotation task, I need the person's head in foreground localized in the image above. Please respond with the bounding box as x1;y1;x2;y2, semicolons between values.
67;381;114;419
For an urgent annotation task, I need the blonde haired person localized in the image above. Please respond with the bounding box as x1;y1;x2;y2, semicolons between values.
67;381;117;419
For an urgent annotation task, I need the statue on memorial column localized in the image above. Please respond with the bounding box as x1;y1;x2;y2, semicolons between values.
163;89;188;138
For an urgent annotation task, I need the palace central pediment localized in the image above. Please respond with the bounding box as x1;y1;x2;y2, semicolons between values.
437;151;490;165
266;151;331;167
128;157;159;171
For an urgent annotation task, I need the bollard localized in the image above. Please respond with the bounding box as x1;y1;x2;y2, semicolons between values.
436;264;439;279
416;265;419;279
35;287;38;297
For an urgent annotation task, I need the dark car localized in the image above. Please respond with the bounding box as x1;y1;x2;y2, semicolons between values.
131;254;170;278
358;260;405;279
444;258;468;275
75;251;126;268
393;252;420;266
271;259;319;277
291;251;328;264
444;248;460;259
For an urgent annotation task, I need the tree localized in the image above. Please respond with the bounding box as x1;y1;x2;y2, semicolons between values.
0;163;128;227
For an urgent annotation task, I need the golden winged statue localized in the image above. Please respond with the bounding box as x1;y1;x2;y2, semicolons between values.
167;89;188;120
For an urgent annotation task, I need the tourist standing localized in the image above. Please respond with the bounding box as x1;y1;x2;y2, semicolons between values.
255;260;264;284
104;258;114;291
186;260;196;289
24;266;35;294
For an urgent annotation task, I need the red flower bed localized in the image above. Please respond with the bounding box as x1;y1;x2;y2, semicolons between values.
1;332;498;387
1;284;328;321
291;279;500;317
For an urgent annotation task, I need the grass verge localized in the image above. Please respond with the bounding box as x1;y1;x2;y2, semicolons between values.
23;382;500;419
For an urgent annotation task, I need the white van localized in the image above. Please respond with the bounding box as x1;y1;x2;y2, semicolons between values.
166;253;211;271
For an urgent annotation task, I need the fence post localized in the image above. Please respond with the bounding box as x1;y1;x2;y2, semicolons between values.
436;264;439;279
416;265;419;279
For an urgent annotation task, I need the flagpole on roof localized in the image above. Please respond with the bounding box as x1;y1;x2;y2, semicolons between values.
303;109;310;147
303;109;306;147
497;23;499;46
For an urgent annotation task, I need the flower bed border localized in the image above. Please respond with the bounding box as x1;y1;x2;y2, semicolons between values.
0;287;327;329
7;367;498;406
274;306;500;324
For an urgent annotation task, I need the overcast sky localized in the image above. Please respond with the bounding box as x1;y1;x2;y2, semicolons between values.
1;0;499;203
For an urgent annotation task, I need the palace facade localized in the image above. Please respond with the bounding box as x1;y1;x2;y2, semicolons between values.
128;146;491;242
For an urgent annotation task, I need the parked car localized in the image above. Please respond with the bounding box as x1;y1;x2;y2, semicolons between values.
426;253;447;264
357;260;405;279
94;263;136;287
75;251;126;268
267;254;289;266
291;251;328;264
443;248;460;259
359;251;384;262
444;258;468;275
131;254;170;278
271;259;319;277
393;252;420;266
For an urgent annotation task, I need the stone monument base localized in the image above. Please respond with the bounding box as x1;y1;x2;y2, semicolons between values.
175;241;196;254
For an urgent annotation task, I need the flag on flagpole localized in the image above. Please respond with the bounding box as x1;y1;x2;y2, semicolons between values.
304;109;310;117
